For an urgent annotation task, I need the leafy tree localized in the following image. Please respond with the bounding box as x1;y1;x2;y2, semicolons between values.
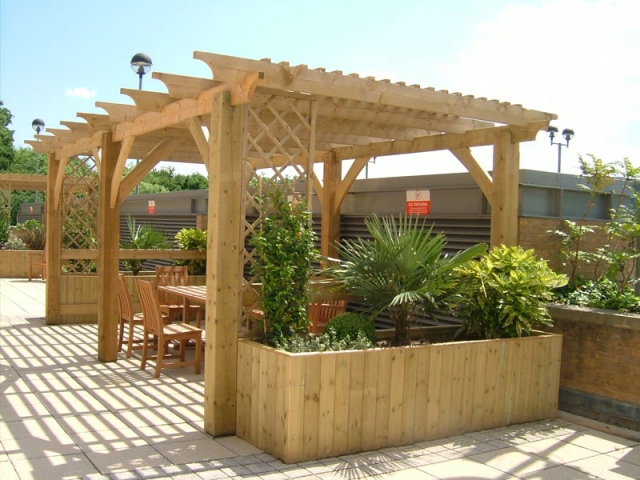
0;100;15;172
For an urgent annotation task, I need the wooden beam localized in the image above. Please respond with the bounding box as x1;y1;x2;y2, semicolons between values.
109;135;135;208
320;152;342;259
53;156;69;210
450;147;494;207
120;89;174;111
186;117;210;172
45;152;62;325
96;102;143;123
113;82;241;142
332;126;539;161
204;92;245;436
490;130;520;247
97;131;121;361
0;173;48;190
117;137;185;205
195;52;557;126
336;157;370;212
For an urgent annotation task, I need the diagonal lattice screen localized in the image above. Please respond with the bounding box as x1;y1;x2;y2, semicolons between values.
241;94;317;329
61;155;99;273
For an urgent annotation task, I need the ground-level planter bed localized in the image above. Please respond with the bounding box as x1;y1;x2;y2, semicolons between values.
547;304;640;431
236;328;562;463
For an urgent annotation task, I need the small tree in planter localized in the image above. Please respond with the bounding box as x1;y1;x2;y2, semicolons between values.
455;245;567;339
250;180;316;345
322;214;486;346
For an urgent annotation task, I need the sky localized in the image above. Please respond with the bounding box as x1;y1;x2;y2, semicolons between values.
1;0;638;179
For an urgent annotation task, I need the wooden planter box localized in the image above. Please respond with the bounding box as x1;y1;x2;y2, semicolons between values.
0;250;35;278
236;330;563;463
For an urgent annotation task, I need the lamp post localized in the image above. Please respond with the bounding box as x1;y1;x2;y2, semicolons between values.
130;53;153;90
31;118;45;203
546;126;575;173
130;53;152;194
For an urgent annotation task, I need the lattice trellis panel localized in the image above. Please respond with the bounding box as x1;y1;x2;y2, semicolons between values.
61;155;99;273
241;94;317;328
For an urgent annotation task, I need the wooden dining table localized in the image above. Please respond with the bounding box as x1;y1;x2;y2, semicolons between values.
156;285;206;325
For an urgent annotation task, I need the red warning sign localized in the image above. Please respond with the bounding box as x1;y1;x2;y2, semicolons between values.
406;190;431;215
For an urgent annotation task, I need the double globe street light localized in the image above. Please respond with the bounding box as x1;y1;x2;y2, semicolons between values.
546;126;575;173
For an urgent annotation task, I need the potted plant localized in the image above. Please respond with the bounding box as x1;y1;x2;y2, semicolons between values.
321;214;486;345
175;227;208;275
237;214;565;464
120;216;172;275
455;245;567;339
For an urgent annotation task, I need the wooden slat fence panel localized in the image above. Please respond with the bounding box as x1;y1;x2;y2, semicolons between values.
237;333;563;464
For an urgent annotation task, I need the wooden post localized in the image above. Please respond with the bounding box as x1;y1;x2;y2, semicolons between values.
491;130;520;247
204;92;245;435
97;131;121;362
45;152;62;325
321;153;342;259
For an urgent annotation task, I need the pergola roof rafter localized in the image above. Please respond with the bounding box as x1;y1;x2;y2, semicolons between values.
26;51;556;178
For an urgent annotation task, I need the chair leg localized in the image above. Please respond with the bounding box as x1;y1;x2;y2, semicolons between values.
194;336;202;374
126;321;136;358
118;319;124;353
140;331;149;371
179;339;186;362
155;338;165;378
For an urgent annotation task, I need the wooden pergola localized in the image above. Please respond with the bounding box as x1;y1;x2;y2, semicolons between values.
26;52;556;437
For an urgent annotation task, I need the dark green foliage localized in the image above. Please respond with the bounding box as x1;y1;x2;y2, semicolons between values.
456;245;567;339
12;220;46;250
322;214;486;346
175;228;207;275
250;179;316;346
323;312;376;344
555;278;640;313
0;100;15;172
120;216;172;275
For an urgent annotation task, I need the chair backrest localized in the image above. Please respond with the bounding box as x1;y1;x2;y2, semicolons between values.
155;266;189;305
308;299;348;333
135;279;165;335
117;273;134;320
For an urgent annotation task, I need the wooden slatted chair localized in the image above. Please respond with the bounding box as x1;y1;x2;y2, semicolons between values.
118;274;170;358
308;299;348;334
28;245;46;281
155;265;202;327
135;279;202;378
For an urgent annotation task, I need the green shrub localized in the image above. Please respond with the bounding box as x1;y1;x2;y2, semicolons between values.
323;312;376;344
250;179;316;345
12;220;46;250
274;330;373;353
175;228;207;275
455;245;567;339
555;278;640;313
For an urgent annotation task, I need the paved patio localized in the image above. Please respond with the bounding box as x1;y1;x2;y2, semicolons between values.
1;277;640;480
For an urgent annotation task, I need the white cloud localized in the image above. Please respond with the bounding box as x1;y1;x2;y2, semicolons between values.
438;0;640;173
65;87;96;99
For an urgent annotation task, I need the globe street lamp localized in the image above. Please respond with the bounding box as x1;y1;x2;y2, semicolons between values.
130;54;152;193
546;126;575;173
31;118;45;203
130;53;153;90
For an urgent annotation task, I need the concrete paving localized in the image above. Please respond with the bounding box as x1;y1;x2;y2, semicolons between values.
1;277;640;479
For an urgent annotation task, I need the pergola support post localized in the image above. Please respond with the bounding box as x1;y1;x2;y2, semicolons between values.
204;92;245;436
321;152;341;259
45;152;62;324
97;132;121;362
491;130;520;247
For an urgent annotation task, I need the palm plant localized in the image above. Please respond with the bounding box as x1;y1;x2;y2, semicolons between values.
322;214;486;346
120;216;172;275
